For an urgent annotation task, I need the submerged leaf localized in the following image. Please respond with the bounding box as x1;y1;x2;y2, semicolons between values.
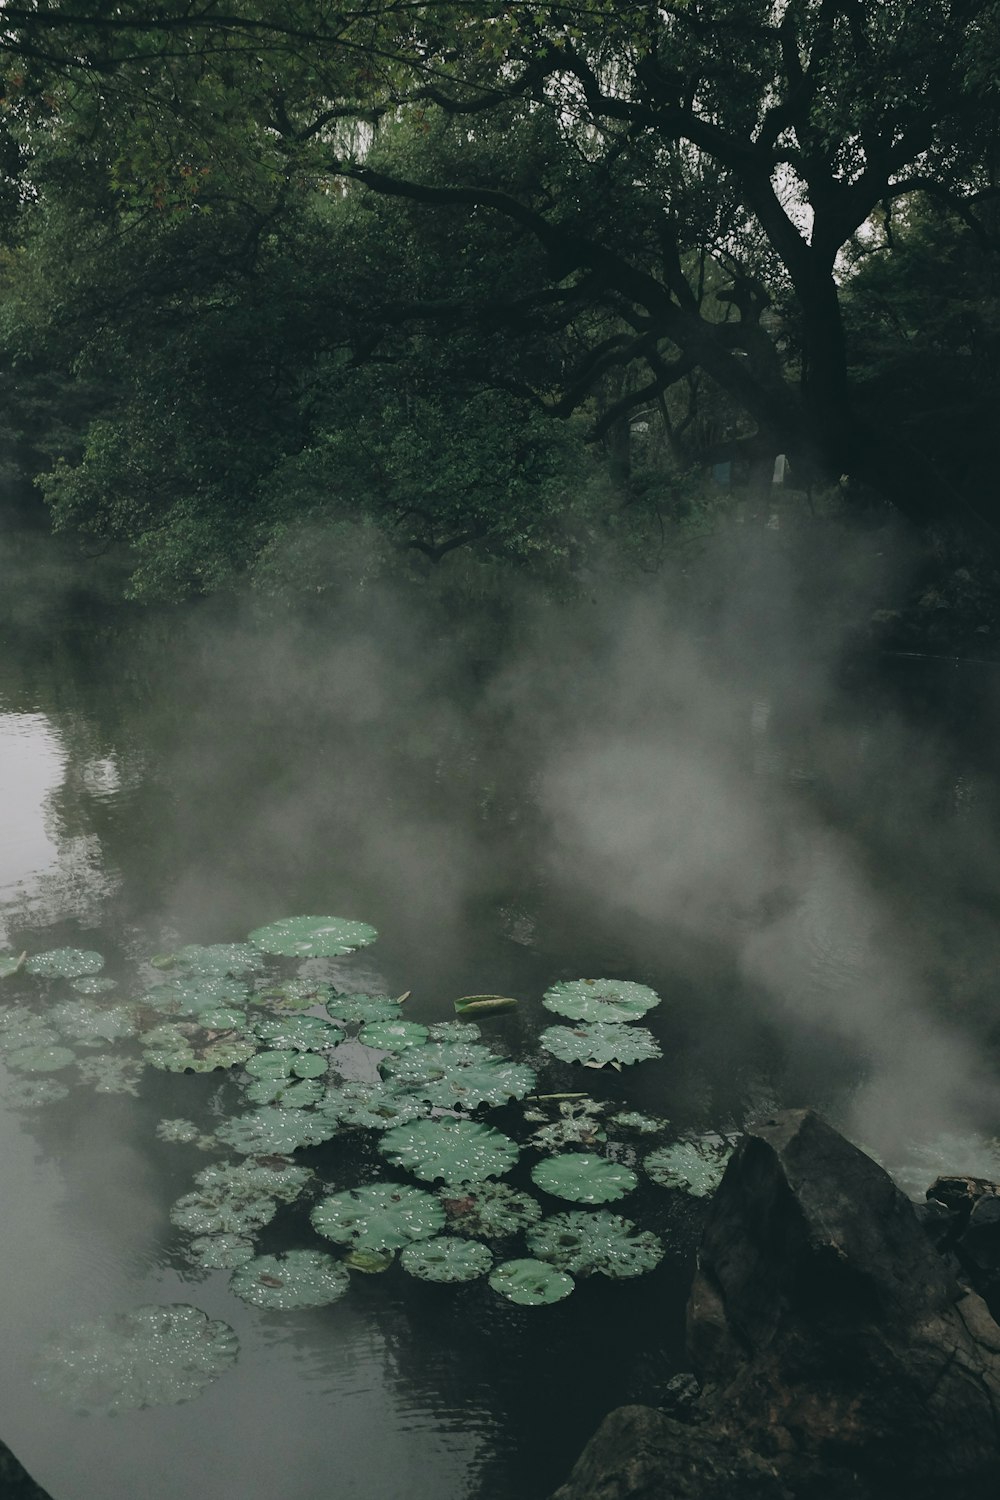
50;1000;137;1047
400;1236;493;1283
156;1118;203;1145
26;948;104;980
526;1211;664;1278
214;1107;337;1155
542;978;661;1024
438;1182;543;1238
2;1077;70;1108
35;1304;238;1414
6;1044;77;1073
168;943;263;976
488;1259;574;1306
531;1153;637;1204
230;1250;350;1310
379;1118;519;1185
540;1022;661;1068
70;975;117;995
75;1054;143;1095
311;1183;445;1252
249;915;378;958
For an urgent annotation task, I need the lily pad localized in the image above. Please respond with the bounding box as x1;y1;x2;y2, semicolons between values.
252;1016;342;1050
35;1304;238;1414
488;1258;574;1306
75;1055;143;1095
528;1099;607;1151
526;1211;664;1278
324;993;402;1025
26;948;104;980
531;1153;637;1204
214;1107;337;1155
170;1189;278;1237
70;975;117;995
400;1058;537;1110
254;980;333;1012
343;1247;395;1274
612;1110;670;1134
427;1021;482;1043
186;1235;256;1270
245;1048;328;1080
0;1010;60;1053
644;1136;735;1197
230;1250;350;1310
357;1019;429;1051
400;1236;493;1283
193;1160;313;1204
142;1022;255;1073
144;976;248;1016
249;915;378;959
156;1118;203;1145
50;1000;137;1047
542;978;661;1023
453;995;518;1017
6;1044;77;1073
540;1022;661;1069
168;944;263;976
2;1077;70;1108
381;1040;492;1083
379;1118;519;1185
320;1080;426;1131
311;1183;445;1252
438;1182;543;1237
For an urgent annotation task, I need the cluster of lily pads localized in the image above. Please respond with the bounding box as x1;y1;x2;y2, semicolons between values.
1;917;738;1408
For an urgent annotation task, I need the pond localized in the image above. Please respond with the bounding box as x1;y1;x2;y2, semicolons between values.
2;528;1000;1500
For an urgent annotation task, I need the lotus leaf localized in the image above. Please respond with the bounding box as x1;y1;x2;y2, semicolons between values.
438;1182;543;1237
379;1118;519;1185
7;1044;77;1072
542;978;661;1023
380;1041;493;1083
142;1022;255;1073
196;1006;253;1032
531;1153;637;1203
156;1118;203;1144
453;995;519;1017
324;992;401;1025
528;1099;607;1151
311;1183;445;1252
170;1188;278;1237
249;915;378;958
3;1077;70;1108
186;1235;256;1269
50;1001;137;1046
144;976;248;1016
70;976;117;995
253;1016;341;1050
26;948;104;980
644;1137;735;1197
75;1055;143;1095
245;1076;325;1108
613;1110;670;1134
540;1022;661;1068
320;1081;426;1131
194;1160;313;1204
526;1211;664;1278
35;1304;239;1414
400;1058;537;1110
254;979;333;1012
0;951;26;978
214;1107;337;1155
343;1247;395;1274
488;1259;574;1306
0;1010;60;1053
230;1250;350;1310
357;1019;429;1051
427;1021;481;1043
246;1048;327;1079
400;1236;493;1283
170;944;263;976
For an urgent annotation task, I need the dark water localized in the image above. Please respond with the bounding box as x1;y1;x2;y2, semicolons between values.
2;529;1000;1500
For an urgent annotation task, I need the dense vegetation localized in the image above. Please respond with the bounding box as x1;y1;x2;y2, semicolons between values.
0;1;998;598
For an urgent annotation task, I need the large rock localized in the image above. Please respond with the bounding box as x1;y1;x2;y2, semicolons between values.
553;1110;1000;1500
0;1438;55;1499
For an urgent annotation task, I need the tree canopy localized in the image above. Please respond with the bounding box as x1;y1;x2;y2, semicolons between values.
0;1;998;592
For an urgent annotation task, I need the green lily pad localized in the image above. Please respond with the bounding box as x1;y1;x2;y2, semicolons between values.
249;915;378;958
26;949;104;980
438;1182;543;1237
167;944;263;976
311;1183;445;1252
531;1153;637;1203
254;980;333;1012
50;1000;137;1047
379;1118;519;1185
526;1211;664;1278
75;1054;143;1094
488;1258;574;1306
324;993;402;1025
6;1044;77;1073
214;1107;338;1155
540;1022;661;1068
170;1188;278;1237
343;1247;395;1274
245;1048;328;1079
528;1099;607;1151
230;1250;350;1310
142;1022;255;1073
400;1236;493;1283
399;1058;538;1110
0;1010;60;1053
453;995;518;1017
253;1016;342;1050
245;1076;325;1108
357;1019;429;1051
542;978;662;1023
144;976;248;1016
320;1081;426;1131
186;1235;256;1270
612;1110;670;1134
193;1160;313;1204
427;1021;482;1043
35;1304;238;1414
70;975;117;995
643;1136;735;1197
3;1077;70;1108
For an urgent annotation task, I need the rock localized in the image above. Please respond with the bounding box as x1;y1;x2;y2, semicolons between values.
552;1110;1000;1500
0;1438;55;1499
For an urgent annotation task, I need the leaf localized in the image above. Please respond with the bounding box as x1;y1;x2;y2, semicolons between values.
50;1000;137;1046
400;1236;493;1283
488;1258;574;1306
35;1304;239;1414
167;943;263;976
311;1183;445;1252
643;1136;735;1197
75;1055;143;1094
156;1118;203;1144
142;1022;255;1073
379;1118;519;1185
69;976;117;995
249;915;378;958
427;1021;481;1043
185;1235;256;1270
6;1044;77;1072
540;1022;661;1068
144;976;248;1016
526;1211;664;1278
453;995;518;1016
2;1077;70;1108
26;948;104;980
253;1015;342;1050
170;1188;278;1237
438;1182;543;1237
388;1051;537;1109
194;1160;313;1204
0;951;27;978
214;1107;338;1155
320;1080;426;1131
612;1110;670;1134
230;1250;350;1309
324;992;402;1025
357;1019;429;1051
531;1153;637;1204
542;978;661;1023
343;1247;395;1274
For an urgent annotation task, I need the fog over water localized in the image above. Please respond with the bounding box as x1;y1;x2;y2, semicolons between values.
2;522;1000;1499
